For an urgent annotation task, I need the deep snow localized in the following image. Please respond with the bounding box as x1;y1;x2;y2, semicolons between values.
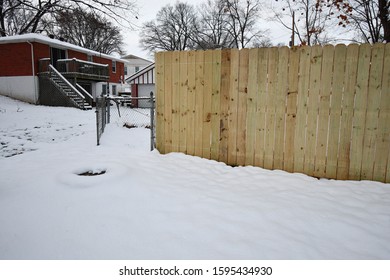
0;95;389;260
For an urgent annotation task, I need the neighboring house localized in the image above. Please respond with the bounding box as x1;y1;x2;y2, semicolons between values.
121;54;152;93
125;63;155;108
121;54;152;79
0;33;127;110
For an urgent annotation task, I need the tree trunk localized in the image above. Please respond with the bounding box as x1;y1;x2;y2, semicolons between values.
378;0;390;42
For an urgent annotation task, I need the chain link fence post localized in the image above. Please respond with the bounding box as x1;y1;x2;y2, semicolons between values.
106;95;110;124
150;91;155;151
96;96;107;146
96;100;100;146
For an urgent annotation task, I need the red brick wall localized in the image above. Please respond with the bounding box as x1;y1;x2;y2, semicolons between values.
0;42;50;76
0;41;123;81
68;49;88;61
115;61;125;83
33;42;50;74
0;43;33;76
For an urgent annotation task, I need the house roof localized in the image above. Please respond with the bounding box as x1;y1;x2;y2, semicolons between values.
121;54;153;63
0;33;127;63
125;62;155;84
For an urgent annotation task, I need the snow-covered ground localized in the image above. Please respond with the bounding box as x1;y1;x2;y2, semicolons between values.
0;95;389;260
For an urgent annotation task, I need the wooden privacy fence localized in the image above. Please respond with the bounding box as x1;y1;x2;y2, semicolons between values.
155;43;390;183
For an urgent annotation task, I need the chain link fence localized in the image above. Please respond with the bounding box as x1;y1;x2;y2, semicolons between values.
96;93;155;149
95;96;108;146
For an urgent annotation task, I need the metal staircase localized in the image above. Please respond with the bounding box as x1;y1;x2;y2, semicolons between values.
47;65;92;110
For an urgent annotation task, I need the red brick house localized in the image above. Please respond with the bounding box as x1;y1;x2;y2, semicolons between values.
0;33;126;109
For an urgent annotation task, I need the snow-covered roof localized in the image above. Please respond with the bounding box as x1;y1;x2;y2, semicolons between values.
121;54;153;63
0;33;127;63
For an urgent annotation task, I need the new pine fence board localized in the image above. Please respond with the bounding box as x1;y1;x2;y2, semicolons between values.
304;45;322;175
163;51;173;153
236;48;249;166
227;49;239;165
202;50;214;159
186;51;196;156
210;50;222;161
274;46;289;170
284;47;300;173
314;45;334;178
155;52;165;153
219;50;231;163
254;48;269;167
294;46;311;174
337;44;359;180
171;51;181;152
195;51;205;157
326;44;347;179
374;44;390;182
155;43;390;183
304;46;323;174
264;47;278;170
349;44;372;180
245;48;259;166
179;51;188;154
361;43;385;180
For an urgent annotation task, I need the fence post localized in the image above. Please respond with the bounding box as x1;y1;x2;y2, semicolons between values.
150;91;155;151
96;100;100;146
106;96;110;124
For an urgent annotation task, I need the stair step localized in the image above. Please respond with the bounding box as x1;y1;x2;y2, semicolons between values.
48;72;90;111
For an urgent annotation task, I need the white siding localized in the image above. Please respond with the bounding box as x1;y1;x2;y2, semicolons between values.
0;76;38;104
94;82;128;98
124;58;152;79
138;84;155;108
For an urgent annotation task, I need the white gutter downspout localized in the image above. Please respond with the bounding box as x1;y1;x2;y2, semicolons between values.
27;41;38;104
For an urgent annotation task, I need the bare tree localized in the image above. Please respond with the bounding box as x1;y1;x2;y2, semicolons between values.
193;0;235;49
140;2;197;52
0;0;137;37
223;0;268;48
325;0;390;43
273;0;336;45
140;0;270;52
42;8;124;55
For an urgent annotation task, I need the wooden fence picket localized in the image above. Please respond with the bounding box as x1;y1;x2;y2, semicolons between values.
186;51;196;156
326;44;346;179
245;48;259;166
179;51;188;154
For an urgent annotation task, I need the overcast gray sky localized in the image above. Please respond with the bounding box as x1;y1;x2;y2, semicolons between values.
123;0;291;60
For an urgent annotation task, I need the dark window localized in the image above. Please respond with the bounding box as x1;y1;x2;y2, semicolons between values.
112;61;116;73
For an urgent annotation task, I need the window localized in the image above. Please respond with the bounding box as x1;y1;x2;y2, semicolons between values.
124;66;128;76
135;66;140;73
87;55;93;62
102;84;107;95
112;61;116;73
112;85;117;96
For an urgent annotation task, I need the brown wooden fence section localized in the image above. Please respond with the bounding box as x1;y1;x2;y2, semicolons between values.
155;43;390;183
